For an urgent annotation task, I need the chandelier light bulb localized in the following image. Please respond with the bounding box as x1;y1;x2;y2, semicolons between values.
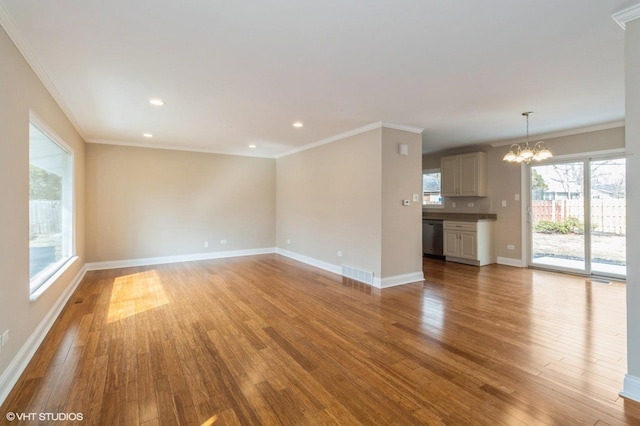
503;151;517;162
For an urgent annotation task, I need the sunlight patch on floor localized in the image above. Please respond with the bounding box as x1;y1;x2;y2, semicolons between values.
107;270;169;323
201;415;218;425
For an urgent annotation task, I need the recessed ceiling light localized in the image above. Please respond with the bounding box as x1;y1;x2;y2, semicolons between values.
248;144;257;148
149;99;165;106
293;121;303;128
143;133;153;138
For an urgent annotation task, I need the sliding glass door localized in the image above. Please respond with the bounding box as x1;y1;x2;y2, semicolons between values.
589;159;626;277
529;157;626;278
530;162;586;272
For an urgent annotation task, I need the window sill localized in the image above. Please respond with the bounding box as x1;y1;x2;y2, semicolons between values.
30;256;79;302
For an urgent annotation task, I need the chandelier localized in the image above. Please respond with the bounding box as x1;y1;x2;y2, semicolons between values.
503;112;553;164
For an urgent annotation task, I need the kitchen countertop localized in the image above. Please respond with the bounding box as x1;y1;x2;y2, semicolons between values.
422;212;497;222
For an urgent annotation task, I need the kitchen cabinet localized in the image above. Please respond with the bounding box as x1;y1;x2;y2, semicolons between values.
441;152;488;197
443;220;495;266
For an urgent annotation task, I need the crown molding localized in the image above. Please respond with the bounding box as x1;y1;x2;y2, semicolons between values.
86;138;276;159
0;1;86;139
275;122;381;158
612;4;640;30
490;120;625;148
86;119;424;159
381;122;424;134
276;121;424;159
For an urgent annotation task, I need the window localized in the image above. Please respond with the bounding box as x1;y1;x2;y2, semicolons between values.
423;169;442;207
29;121;74;295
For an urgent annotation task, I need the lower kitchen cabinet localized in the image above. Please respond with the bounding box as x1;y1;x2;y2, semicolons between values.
443;220;495;266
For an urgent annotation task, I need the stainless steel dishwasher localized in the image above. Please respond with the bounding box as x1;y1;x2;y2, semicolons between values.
422;219;444;257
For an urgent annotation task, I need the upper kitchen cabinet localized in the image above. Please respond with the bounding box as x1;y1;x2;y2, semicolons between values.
441;152;488;197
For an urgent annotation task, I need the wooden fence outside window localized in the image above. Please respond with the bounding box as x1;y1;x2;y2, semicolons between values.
531;199;626;235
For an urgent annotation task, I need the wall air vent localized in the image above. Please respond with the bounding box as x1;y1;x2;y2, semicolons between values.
341;265;374;285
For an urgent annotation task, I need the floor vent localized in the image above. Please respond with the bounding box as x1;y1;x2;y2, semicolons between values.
341;265;374;285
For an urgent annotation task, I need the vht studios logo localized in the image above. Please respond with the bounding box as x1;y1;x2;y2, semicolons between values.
6;412;84;422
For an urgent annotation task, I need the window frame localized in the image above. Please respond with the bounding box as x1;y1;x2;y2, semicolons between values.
422;168;443;209
29;112;77;300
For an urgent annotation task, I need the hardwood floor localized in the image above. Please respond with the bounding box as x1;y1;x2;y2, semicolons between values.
2;255;639;425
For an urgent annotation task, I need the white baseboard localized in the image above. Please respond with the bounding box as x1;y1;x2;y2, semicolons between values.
276;248;423;289
275;248;342;275
621;374;640;403
497;256;525;267
375;271;424;288
85;247;277;271
0;265;87;407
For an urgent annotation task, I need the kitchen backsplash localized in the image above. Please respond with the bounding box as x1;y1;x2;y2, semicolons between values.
424;196;494;213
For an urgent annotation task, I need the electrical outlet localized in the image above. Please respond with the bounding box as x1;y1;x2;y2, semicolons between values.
413;193;420;202
515;194;520;201
220;239;227;245
502;200;507;207
204;241;209;248
337;251;343;257
287;239;291;244
507;245;515;250
452;202;457;208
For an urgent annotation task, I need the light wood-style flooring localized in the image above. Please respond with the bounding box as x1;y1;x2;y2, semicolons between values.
2;255;639;425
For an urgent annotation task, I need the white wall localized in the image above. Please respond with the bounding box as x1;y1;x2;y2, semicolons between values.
623;16;640;402
381;128;423;278
276;124;423;285
0;25;86;402
276;128;383;276
85;144;276;263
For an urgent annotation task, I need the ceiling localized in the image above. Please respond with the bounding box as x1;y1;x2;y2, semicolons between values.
0;0;634;157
